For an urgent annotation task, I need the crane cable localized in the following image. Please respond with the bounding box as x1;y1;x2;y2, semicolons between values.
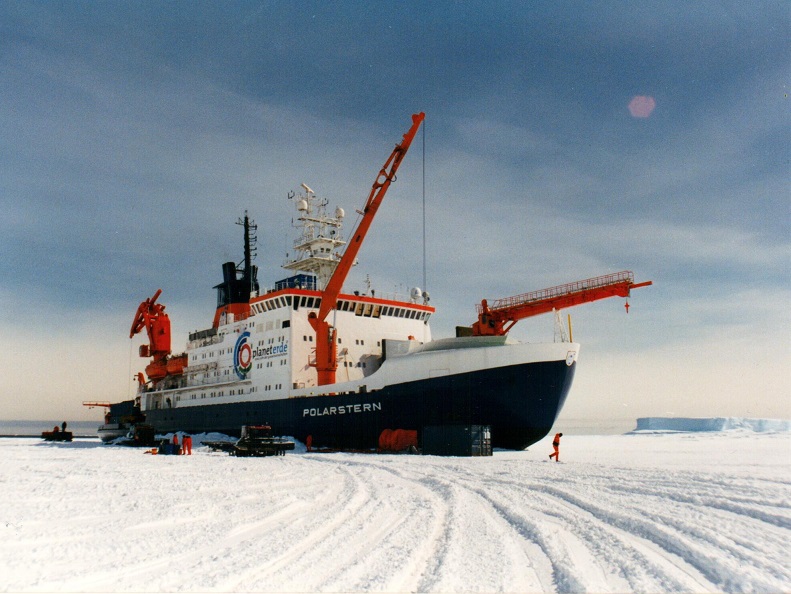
422;116;427;293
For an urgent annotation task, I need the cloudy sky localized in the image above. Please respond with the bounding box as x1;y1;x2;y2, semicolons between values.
2;1;789;424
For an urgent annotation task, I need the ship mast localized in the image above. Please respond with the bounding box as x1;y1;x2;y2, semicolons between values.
238;211;258;297
282;184;346;290
211;212;260;328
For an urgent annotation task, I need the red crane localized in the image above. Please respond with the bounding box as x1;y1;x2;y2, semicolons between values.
309;112;425;385
472;270;652;336
129;289;187;382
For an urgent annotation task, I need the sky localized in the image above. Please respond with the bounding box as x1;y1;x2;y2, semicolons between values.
1;1;789;424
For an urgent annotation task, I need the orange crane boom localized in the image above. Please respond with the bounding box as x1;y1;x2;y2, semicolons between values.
472;270;652;336
129;289;187;382
130;289;171;358
309;112;425;385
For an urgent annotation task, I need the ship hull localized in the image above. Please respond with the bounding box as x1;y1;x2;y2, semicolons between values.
143;358;575;450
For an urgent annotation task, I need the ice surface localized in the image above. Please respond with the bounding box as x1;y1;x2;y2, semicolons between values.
634;416;791;432
1;428;789;593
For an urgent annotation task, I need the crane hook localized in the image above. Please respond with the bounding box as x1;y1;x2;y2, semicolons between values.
624;299;630;314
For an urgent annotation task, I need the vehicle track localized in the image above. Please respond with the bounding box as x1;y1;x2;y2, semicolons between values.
457;466;790;592
323;456;551;592
468;476;714;592
4;437;790;593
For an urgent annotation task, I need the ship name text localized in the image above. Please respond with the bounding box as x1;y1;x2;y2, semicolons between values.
303;402;382;417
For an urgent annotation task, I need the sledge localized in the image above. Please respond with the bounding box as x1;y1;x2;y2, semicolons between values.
41;430;73;442
205;425;295;457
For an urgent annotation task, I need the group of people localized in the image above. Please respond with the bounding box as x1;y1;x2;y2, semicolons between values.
172;433;193;455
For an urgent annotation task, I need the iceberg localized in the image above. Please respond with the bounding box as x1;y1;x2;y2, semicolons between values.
634;417;791;433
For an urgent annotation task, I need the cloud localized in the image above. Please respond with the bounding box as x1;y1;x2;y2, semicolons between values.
1;2;788;422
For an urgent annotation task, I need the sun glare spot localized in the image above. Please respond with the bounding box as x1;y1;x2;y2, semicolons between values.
628;95;656;118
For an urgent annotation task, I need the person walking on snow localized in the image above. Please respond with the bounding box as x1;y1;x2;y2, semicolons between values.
549;432;563;462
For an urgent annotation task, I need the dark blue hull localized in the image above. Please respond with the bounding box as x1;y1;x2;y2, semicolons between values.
144;359;575;450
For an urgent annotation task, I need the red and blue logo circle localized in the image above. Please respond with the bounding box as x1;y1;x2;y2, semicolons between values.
234;331;253;379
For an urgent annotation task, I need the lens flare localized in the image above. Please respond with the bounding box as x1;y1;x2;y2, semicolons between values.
628;95;656;118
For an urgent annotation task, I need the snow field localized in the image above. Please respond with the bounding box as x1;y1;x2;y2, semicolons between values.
1;431;789;593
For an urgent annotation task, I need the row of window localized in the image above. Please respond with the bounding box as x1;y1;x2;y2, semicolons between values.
343;361;368;368
176;385;259;401
252;295;297;313
199;369;234;379
257;360;288;369
301;336;378;347
251;293;430;321
336;300;430;321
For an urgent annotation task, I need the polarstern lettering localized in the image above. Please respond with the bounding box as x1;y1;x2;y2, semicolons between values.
303;402;382;417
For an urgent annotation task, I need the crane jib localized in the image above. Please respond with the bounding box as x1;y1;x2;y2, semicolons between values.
472;270;652;336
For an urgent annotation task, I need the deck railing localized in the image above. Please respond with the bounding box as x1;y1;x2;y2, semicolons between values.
479;271;635;313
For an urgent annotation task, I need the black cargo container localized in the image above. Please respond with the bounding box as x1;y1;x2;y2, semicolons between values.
422;425;492;457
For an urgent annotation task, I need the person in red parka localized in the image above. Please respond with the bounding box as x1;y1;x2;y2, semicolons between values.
549;432;563;462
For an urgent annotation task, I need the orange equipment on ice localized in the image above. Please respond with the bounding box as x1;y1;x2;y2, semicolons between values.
472;271;652;336
378;429;418;452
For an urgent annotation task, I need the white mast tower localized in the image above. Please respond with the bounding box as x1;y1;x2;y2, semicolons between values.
283;183;347;290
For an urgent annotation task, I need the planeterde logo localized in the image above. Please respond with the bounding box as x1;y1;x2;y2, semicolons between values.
234;331;289;379
252;343;288;358
233;331;253;379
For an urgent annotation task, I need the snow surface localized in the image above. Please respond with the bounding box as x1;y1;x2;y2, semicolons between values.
2;427;790;593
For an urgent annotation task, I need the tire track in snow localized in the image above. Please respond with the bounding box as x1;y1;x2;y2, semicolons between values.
469;469;789;593
452;465;652;591
579;472;791;590
215;458;378;591
606;472;791;530
330;468;448;591
458;478;620;593
465;475;714;593
48;459;322;591
6;436;790;593
360;459;549;592
307;456;457;593
234;458;429;592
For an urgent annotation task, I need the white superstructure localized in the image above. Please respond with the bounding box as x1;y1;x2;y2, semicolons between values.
140;188;435;414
